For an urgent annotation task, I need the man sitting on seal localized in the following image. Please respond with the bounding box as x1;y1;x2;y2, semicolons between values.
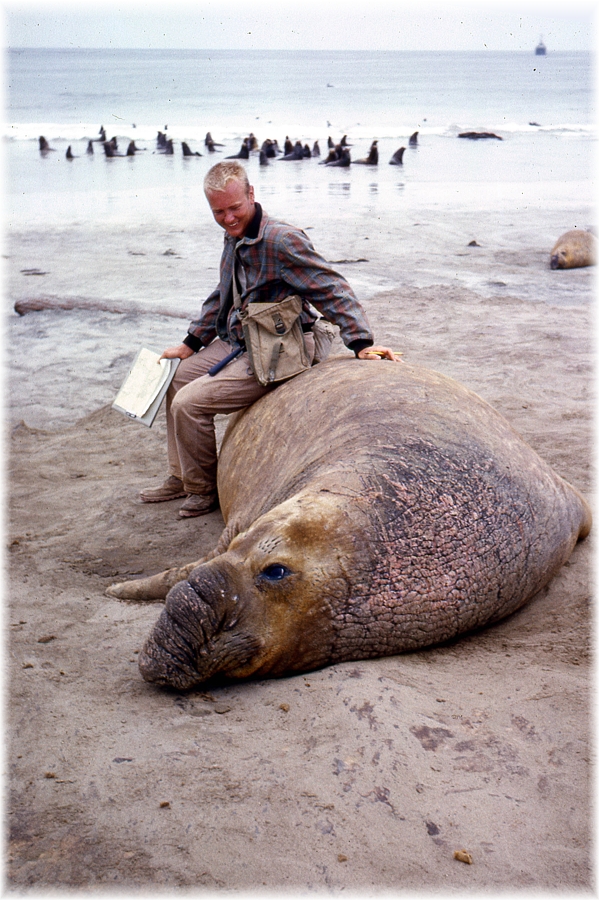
140;160;397;517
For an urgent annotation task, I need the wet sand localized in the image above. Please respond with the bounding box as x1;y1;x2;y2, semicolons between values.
7;261;594;891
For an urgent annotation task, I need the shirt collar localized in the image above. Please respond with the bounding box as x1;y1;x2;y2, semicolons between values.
244;202;262;240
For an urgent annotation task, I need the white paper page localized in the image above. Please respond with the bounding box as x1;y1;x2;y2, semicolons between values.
113;348;172;418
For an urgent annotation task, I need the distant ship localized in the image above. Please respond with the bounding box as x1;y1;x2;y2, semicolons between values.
535;39;547;55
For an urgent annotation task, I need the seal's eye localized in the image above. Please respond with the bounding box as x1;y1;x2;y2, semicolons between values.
260;564;291;582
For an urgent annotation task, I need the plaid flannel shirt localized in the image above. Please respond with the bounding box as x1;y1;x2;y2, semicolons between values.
185;208;374;351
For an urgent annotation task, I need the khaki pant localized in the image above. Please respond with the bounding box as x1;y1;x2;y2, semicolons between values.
166;336;314;496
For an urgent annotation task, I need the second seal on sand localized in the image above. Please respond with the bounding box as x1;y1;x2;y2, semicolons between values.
550;229;597;269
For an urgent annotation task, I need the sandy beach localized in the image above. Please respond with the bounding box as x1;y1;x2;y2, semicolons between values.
7;252;594;891
4;24;596;897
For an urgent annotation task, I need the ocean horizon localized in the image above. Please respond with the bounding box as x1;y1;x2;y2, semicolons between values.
6;47;593;142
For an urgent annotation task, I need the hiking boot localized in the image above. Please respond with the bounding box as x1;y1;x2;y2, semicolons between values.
140;475;187;503
178;493;219;518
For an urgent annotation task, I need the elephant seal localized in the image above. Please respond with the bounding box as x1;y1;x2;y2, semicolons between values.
182;141;202;157
320;146;340;164
280;141;304;160
325;147;351;167
39;136;55;153
550;229;597;269
205;132;224;149
108;360;591;691
458;131;503;140
353;140;378;164
260;139;277;158
154;133;170;152
102;141;120;158
389;146;405;165
225;140;250;159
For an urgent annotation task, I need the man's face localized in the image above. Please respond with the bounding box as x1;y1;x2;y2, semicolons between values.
206;179;256;239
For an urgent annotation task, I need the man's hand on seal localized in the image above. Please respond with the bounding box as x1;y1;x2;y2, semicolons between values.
357;346;401;361
160;344;196;361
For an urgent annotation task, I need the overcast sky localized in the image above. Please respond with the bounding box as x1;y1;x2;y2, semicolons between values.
3;0;596;51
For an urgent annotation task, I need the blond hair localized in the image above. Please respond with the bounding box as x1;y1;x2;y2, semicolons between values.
204;161;250;195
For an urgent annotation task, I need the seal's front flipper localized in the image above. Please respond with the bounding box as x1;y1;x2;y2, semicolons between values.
106;561;205;601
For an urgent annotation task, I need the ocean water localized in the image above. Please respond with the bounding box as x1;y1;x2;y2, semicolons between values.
6;48;594;139
6;50;595;261
5;48;596;426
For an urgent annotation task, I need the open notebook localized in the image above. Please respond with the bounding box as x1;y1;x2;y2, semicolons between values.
112;348;180;427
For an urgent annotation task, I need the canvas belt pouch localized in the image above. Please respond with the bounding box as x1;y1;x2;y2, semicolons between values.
230;259;310;385
311;318;337;364
240;296;311;386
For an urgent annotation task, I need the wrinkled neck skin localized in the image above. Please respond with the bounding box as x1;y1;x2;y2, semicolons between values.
138;489;372;690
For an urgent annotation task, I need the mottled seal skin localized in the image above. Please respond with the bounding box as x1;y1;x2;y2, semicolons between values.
550;229;597;269
111;359;591;690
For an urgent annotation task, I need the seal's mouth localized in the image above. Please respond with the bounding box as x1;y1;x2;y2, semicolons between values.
139;566;239;690
138;639;198;690
138;566;260;690
138;579;217;689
